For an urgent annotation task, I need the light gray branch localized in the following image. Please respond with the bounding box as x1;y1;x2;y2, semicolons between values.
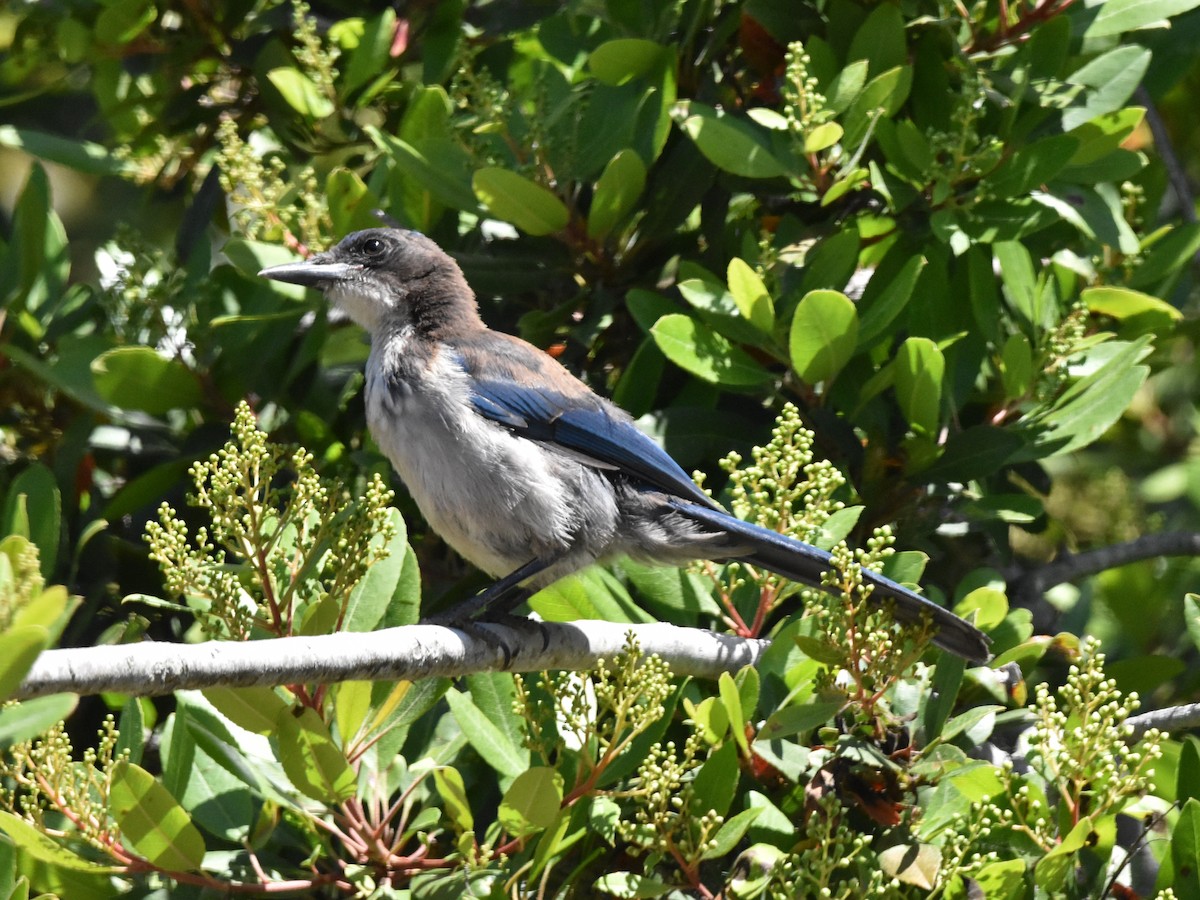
13;621;769;701
1126;701;1200;740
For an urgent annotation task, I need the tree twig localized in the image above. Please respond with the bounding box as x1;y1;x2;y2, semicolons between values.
1126;701;1200;740
1135;85;1197;226
1007;531;1200;601
13;621;769;701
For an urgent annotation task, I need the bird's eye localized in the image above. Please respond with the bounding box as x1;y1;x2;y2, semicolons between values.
362;237;385;256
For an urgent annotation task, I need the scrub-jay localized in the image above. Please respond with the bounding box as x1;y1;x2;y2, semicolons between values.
259;228;990;663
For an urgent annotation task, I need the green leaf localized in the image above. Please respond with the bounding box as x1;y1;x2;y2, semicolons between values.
275;707;358;804
95;0;156;43
1001;333;1034;399
1170;798;1200;899
588;149;647;239
0;811;120;873
1035;815;1093;890
690;741;739;819
1083;285;1182;325
994;242;1039;328
267;67;334;119
432;766;473;834
587;39;666;85
848;3;907;76
110;760;206;871
0;626;47;702
0;126;134;178
843;66;912;146
1084;0;1200;38
202;686;289;735
1186;595;1200;656
343;509;408;633
719;671;748;756
326;167;383;236
1061;48;1149;131
333;680;373;749
2;464;59;577
367;127;478;211
677;102;788;178
650;314;774;387
1032;337;1152;457
919;426;1026;483
1131;223;1200;289
857;255;924;347
972;859;1026;899
341;8;398;94
703;807;763;860
789;290;858;385
878;843;941;890
894;337;944;435
677;267;770;345
91;347;204;414
988;135;1079;198
955;587;1008;630
498;767;564;837
939;705;1003;745
1180;737;1200;805
813;506;863;550
445;687;529;778
804;122;843;153
0;694;76;747
757;700;845;741
922;655;965;742
1067;107;1146;166
595;872;672;898
473;167;569;236
726;258;775;333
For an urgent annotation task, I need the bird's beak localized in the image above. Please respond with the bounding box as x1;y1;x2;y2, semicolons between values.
258;258;359;287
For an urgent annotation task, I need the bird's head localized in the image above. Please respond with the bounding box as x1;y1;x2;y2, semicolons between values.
259;228;479;336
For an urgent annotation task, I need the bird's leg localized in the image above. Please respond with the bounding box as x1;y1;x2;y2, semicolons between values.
424;558;550;625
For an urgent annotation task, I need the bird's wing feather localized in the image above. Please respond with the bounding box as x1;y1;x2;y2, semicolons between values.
469;377;721;508
453;343;720;509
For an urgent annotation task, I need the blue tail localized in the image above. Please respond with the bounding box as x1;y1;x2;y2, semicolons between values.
670;499;991;663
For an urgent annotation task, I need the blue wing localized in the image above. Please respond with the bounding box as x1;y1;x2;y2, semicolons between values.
465;371;721;510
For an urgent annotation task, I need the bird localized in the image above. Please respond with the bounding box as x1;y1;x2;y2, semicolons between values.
259;228;991;663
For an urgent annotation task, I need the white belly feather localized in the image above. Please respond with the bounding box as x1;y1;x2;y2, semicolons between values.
364;348;579;576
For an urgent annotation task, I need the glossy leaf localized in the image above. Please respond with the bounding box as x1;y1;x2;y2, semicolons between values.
110;760;206;870
498;767;563;837
203;686;289;735
1;464;59;577
433;766;473;834
276;707;357;804
0;625;48;702
266;67;334;119
473;167;569;236
1084;0;1200;39
91;347;204;414
879;843;941;890
726;258;775;333
0;693;77;747
894;338;944;435
677;102;787;178
789;290;858;385
1082;285;1183;324
588;149;647;239
445;686;528;778
0;811;119;873
650;314;774;387
587;39;665;85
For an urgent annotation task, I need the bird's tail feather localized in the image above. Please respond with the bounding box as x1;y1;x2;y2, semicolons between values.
671;500;991;664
